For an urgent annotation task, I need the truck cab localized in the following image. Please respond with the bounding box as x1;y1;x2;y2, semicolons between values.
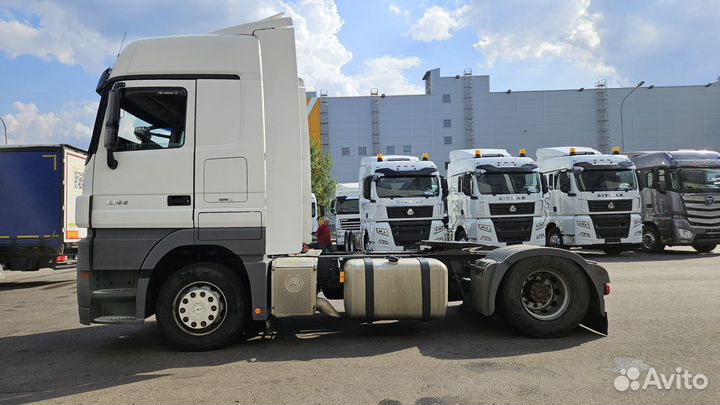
629;149;720;253
537;146;642;254
446;148;546;246
330;182;360;250
355;154;446;251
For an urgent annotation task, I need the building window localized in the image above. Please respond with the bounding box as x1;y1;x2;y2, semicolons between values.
443;119;452;128
442;94;451;103
403;145;412;154
341;147;350;156
358;146;367;156
386;145;395;154
444;136;452;145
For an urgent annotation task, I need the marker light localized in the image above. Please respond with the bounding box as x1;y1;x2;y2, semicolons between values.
422;153;429;161
612;146;620;155
519;148;527;157
339;271;345;284
377;153;383;162
254;308;263;315
569;147;577;155
474;149;482;158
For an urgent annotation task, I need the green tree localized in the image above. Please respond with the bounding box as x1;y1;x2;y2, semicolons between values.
310;138;336;210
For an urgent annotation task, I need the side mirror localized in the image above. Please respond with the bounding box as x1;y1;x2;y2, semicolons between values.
319;205;326;217
540;175;549;194
104;83;124;170
441;176;449;198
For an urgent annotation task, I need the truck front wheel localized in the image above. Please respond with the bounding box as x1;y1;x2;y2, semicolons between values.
692;243;717;253
641;226;665;253
499;257;589;338
156;262;248;351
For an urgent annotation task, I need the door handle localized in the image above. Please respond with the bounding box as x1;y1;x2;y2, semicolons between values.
167;195;191;206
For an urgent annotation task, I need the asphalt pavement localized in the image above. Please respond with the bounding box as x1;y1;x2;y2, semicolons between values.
0;247;718;404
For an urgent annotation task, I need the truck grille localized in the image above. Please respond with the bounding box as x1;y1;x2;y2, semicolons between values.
489;202;535;215
590;214;631;239
386;205;434;219
682;194;720;227
490;217;533;244
388;220;431;248
338;218;361;231
588;199;633;212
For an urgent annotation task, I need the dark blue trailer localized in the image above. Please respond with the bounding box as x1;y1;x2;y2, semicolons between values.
0;144;87;270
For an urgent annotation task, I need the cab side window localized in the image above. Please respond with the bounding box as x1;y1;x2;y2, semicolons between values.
116;88;188;152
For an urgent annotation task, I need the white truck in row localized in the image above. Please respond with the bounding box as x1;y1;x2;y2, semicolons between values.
330;182;360;251
75;15;610;351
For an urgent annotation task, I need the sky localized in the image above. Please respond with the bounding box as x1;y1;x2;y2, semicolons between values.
0;0;718;148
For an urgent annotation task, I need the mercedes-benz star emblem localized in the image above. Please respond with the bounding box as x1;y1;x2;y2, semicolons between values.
509;205;517;213
407;208;414;216
608;202;615;210
705;195;715;206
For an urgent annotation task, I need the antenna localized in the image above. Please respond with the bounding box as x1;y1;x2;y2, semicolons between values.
116;32;127;59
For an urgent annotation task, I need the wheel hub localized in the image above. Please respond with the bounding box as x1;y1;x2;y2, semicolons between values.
520;269;569;321
174;283;225;334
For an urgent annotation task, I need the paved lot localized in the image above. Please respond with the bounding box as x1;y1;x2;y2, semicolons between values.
1;247;718;404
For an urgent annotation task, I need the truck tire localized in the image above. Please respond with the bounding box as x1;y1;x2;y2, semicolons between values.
641;226;665;253
499;257;589;338
691;243;717;253
155;262;248;351
601;245;624;255
545;228;564;249
455;228;467;242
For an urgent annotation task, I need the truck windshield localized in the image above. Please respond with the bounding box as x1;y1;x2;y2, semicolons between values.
476;172;541;195
576;170;637;192
335;198;359;214
675;168;720;191
376;176;440;198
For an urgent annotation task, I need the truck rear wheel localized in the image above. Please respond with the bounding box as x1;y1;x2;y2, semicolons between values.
641;226;665;253
156;262;248;351
692;243;717;253
499;257;589;338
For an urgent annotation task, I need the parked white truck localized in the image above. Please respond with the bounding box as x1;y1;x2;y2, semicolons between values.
76;15;610;351
330;182;360;251
351;154;446;251
537;146;642;254
447;149;546;246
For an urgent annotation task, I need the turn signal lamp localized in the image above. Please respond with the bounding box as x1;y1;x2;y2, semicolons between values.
339;271;345;284
377;153;383;162
474;149;482;158
254;307;263;315
569;147;577;155
612;146;620;155
519;148;527;157
422;153;429;161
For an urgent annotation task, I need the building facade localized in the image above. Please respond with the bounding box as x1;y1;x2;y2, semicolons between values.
308;68;720;182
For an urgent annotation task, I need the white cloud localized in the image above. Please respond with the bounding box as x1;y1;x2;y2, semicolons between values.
388;3;409;18
466;0;619;81
2;101;97;145
408;5;471;42
355;55;424;95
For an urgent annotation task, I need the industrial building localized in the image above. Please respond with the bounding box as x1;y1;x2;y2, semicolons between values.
306;68;720;182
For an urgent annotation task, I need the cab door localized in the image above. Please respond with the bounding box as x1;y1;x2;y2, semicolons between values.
91;80;196;229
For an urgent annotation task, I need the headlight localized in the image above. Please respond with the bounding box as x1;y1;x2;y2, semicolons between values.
377;239;389;245
478;224;492;233
376;228;389;236
479;235;492;241
580;232;591;238
576;221;591;229
433;226;445;233
535;221;545;231
677;229;694;240
633;219;642;227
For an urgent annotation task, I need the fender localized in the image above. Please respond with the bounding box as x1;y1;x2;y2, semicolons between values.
469;244;609;333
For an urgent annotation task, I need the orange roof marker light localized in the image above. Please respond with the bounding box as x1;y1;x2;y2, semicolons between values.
474;149;482;158
569;147;577;156
377;153;383;162
422;153;429;161
254;307;263;315
612;146;621;155
519;148;527;157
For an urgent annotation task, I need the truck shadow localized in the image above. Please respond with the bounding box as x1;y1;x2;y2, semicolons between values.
578;249;720;263
0;280;74;291
0;308;600;404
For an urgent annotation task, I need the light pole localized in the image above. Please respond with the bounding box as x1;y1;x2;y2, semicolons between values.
620;80;645;151
0;116;7;145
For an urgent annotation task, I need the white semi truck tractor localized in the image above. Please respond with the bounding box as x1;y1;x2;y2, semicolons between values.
351;154;446;252
75;15;610;350
537;146;642;254
330;182;360;251
446;148;547;247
